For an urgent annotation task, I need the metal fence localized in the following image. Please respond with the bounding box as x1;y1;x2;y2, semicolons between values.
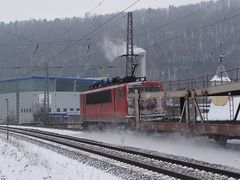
162;67;240;91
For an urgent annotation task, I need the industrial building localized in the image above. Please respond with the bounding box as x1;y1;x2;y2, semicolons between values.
0;76;97;124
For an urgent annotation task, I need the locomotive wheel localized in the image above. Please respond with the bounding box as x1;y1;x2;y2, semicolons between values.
213;136;228;147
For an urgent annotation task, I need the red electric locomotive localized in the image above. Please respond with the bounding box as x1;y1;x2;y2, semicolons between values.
80;77;164;127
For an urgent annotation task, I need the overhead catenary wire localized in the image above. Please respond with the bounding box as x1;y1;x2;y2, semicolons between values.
0;64;119;79
0;0;140;79
46;4;198;45
0;65;119;70
48;0;140;61
47;0;229;57
1;0;238;76
50;0;106;43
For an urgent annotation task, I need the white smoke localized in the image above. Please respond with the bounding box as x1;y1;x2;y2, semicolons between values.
102;38;126;62
101;37;146;65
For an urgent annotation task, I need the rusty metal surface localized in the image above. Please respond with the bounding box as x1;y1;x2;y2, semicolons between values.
194;123;240;136
130;81;240;137
140;121;189;132
140;121;240;137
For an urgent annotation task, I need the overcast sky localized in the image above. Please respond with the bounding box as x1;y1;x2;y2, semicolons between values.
0;0;209;23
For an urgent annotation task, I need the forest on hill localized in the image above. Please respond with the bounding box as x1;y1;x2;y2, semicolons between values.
0;0;240;81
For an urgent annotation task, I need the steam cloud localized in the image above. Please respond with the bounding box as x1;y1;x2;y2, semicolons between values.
101;37;146;62
102;38;126;62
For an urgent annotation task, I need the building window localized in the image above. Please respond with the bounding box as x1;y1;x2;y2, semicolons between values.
76;81;90;91
21;109;23;113
70;108;74;111
63;108;67;112
56;80;74;91
57;108;60;112
26;109;28;113
76;108;80;111
29;108;32;113
24;109;25;113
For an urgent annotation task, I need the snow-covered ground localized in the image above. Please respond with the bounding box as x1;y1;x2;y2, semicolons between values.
1;125;240;179
0;132;120;180
10;125;240;168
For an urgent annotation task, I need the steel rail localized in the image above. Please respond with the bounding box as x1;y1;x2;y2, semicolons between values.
0;126;197;179
1;126;240;179
11;127;240;179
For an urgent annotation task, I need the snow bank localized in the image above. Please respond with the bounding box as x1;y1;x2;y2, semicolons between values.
0;132;119;180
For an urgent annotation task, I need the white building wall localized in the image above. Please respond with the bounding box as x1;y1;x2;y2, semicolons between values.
19;92;35;123
0;93;17;123
50;92;80;113
0;91;81;124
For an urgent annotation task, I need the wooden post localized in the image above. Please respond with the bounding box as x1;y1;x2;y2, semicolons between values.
193;95;205;124
191;91;197;126
134;89;140;129
233;102;240;121
5;98;9;140
185;94;190;128
179;99;186;123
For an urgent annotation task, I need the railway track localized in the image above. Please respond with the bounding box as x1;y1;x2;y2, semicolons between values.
0;126;240;180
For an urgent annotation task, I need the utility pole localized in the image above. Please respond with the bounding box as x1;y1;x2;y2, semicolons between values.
43;62;49;125
125;12;138;78
5;98;9;140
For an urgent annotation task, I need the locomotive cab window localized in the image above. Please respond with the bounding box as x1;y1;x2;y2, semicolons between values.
145;86;160;92
118;87;124;98
128;86;144;93
129;86;160;93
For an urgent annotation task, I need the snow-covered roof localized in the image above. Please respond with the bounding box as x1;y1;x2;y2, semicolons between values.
210;63;231;82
